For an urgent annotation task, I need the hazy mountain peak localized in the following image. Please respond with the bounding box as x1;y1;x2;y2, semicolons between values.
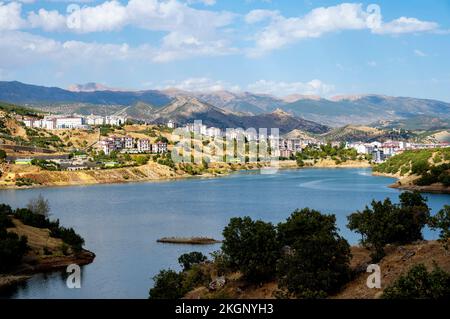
282;94;322;103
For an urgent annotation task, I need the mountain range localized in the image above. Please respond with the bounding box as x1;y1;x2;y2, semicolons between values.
1;81;449;130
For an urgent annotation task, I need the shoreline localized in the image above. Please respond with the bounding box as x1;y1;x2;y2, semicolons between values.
0;160;372;191
0;249;95;291
373;172;450;194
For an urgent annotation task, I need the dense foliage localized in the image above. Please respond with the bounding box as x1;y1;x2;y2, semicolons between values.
382;264;450;299
222;217;279;282
347;192;430;261
276;209;351;298
0;204;28;272
296;143;360;165
149;269;187;299
178;251;207;271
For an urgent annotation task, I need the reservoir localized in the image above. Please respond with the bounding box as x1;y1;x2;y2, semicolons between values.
0;168;448;298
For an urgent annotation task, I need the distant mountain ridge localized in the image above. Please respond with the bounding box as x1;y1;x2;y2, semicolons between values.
1;81;449;128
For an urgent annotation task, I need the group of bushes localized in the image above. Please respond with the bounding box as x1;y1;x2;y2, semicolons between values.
414;163;450;186
149;191;450;299
14;206;84;252
295;143;366;167
149;252;210;299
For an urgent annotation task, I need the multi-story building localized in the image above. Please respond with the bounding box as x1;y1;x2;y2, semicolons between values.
137;139;151;152
123;136;134;149
55;117;84;129
152;141;168;154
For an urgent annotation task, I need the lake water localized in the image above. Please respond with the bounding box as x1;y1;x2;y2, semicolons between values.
0;168;448;299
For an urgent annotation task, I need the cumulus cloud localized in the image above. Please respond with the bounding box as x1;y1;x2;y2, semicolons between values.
247;79;335;96
245;3;440;56
0;30;156;68
0;2;26;30
21;0;237;61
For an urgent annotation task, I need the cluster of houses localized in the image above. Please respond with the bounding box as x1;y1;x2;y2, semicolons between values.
348;140;450;163
99;136;168;155
20;114;127;130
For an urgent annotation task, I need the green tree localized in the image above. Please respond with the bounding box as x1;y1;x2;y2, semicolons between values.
149;269;187;299
277;208;351;298
178;252;207;271
382;264;450;299
348;193;430;261
428;205;450;249
222;217;279;282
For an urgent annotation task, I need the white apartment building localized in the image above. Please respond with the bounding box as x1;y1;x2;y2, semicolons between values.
86;115;105;126
55;117;84;129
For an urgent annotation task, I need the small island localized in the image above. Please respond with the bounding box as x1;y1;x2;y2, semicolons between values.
157;237;221;245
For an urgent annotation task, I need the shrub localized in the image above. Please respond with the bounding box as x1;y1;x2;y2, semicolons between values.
0;229;28;272
149;269;187;299
276;208;351;298
347;192;429;261
182;264;210;291
51;226;85;253
382;264;450;299
178;252;207;271
222;217;279;282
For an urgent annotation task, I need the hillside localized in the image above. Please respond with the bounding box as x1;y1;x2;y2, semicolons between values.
184;241;449;299
321;125;386;142
373;148;450;193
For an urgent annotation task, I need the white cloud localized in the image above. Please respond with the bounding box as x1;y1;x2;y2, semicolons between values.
373;17;437;35
186;0;216;6
414;49;427;57
158;77;240;92
0;2;26;30
28;9;67;31
247;79;335;97
23;0;237;61
0;30;157;68
245;3;440;56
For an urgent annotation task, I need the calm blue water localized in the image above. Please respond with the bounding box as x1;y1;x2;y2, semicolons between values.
0;168;448;299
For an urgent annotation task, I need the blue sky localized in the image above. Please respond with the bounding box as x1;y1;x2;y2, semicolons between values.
1;0;450;101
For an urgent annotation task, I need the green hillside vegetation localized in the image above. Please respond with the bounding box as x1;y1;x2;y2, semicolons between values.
0;101;42;117
373;148;450;186
296;143;369;166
